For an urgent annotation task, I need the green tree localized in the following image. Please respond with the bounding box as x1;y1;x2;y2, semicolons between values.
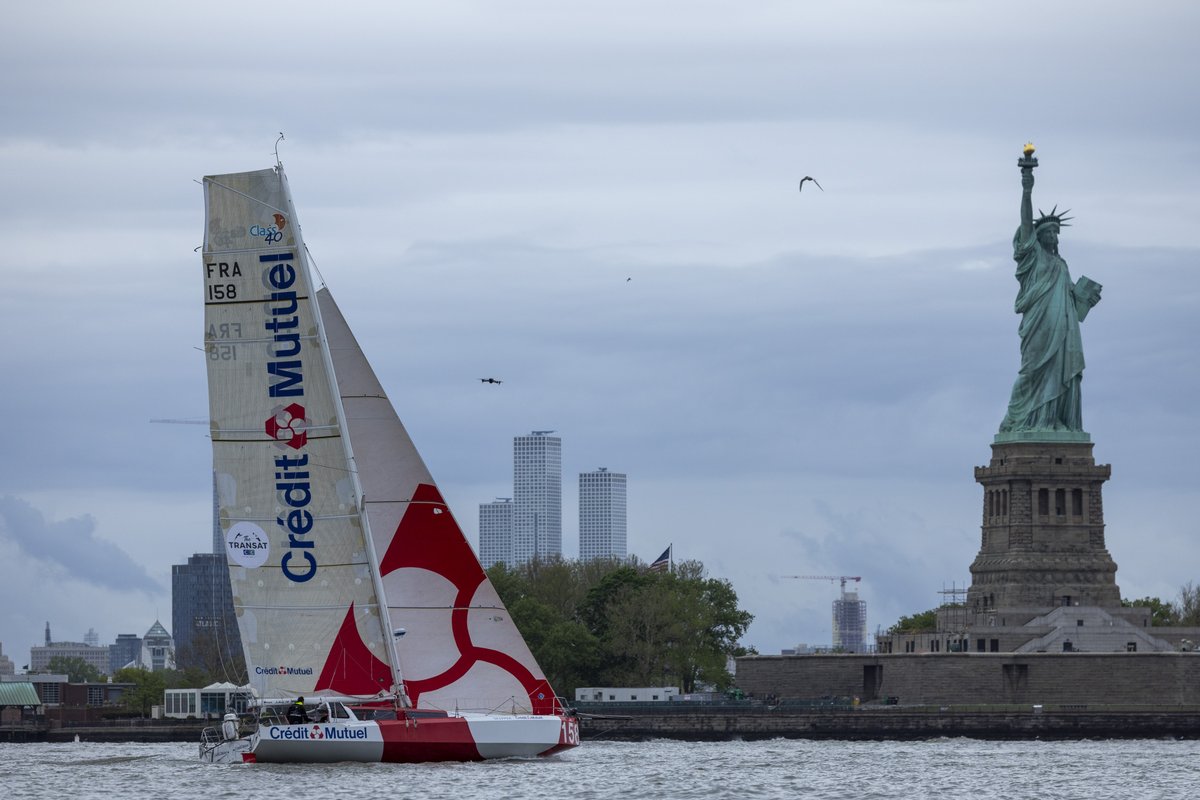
886;609;938;635
488;557;753;697
663;562;753;692
601;579;678;686
537;620;603;695
113;667;168;717
486;560;606;697
44;656;105;683
1122;596;1179;626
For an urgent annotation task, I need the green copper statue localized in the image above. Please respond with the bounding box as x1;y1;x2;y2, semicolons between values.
998;145;1102;436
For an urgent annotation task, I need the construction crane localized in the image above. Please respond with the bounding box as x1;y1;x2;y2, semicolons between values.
784;575;868;654
782;575;862;593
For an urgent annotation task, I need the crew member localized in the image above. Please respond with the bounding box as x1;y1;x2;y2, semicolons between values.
287;696;306;725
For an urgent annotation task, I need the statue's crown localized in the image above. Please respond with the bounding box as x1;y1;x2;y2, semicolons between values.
1035;205;1072;229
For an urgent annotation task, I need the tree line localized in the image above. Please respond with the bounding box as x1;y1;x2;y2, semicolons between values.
1123;581;1200;626
486;556;754;696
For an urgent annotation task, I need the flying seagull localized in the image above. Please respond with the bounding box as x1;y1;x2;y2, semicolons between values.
480;377;502;385
799;176;823;192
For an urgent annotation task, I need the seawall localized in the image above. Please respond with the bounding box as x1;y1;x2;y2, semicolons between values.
0;722;204;744
578;705;1200;741
6;706;1199;744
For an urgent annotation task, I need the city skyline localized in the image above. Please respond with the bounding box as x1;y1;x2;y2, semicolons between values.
1;2;1197;657
481;436;629;567
14;619;175;677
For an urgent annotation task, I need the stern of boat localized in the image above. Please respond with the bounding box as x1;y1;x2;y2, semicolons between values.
199;726;258;764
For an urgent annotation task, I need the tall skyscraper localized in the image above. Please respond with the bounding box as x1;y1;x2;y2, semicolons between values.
512;431;562;564
172;553;244;675
170;471;244;676
478;498;513;569
578;467;627;562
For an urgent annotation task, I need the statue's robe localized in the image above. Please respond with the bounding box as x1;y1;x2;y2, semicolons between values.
999;226;1085;432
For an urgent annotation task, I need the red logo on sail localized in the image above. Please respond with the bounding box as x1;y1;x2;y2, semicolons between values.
266;403;308;449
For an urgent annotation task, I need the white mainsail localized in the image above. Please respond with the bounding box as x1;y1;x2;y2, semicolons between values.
201;167;397;700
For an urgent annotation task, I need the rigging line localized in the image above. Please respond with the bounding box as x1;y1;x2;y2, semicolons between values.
386;605;504;611
216;557;246;686
203;333;321;346
274;132;285;167
213;448;357;476
213;554;239;686
202;177;289;217
224;511;362;525
214;433;341;444
305;242;327;290
301;458;357;475
237;602;385;611
212;423;340;434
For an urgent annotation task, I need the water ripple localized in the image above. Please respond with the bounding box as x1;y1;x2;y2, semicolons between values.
3;737;1199;800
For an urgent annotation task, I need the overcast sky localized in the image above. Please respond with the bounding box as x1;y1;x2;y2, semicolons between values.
1;1;1197;663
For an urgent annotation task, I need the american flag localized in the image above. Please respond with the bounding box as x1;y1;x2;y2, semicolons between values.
648;545;672;573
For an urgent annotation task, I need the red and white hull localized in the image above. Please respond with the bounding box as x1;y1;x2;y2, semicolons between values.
204;713;579;764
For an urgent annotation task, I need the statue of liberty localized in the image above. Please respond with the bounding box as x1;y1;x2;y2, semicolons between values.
998;145;1102;436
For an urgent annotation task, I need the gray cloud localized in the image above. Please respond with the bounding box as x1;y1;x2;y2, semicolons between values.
0;496;161;595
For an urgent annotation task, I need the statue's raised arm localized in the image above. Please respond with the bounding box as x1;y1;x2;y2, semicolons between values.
1018;143;1036;240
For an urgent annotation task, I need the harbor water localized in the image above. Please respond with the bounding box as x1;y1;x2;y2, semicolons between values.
2;737;1197;799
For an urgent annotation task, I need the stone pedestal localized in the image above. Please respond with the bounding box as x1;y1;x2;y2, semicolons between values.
967;439;1120;623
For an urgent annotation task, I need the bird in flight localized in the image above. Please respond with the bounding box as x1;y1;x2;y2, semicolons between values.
799;176;823;192
480;377;502;385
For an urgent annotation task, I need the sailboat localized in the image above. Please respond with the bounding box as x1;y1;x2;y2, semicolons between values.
197;165;578;763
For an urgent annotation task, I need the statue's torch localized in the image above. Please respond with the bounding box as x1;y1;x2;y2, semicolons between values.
1019;142;1038;171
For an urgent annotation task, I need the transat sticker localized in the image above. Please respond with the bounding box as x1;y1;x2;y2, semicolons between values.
226;521;270;569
